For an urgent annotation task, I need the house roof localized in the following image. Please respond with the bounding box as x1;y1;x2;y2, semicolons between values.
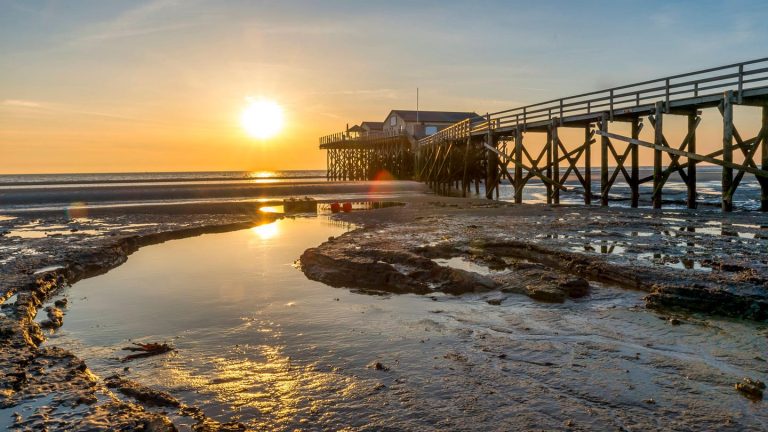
386;110;479;124
348;125;365;133
360;121;384;130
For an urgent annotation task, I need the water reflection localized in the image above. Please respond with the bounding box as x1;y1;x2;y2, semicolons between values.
251;221;280;240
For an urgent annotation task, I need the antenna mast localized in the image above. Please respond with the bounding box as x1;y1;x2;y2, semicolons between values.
416;87;419;123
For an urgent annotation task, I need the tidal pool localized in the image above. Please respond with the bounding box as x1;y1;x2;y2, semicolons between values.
48;216;767;431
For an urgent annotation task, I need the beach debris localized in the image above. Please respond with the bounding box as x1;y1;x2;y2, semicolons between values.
121;342;174;362
368;361;389;371
734;377;765;401
283;196;317;213
643;398;656;404
486;298;503;305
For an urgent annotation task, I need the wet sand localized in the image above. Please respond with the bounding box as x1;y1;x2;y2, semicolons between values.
1;183;766;430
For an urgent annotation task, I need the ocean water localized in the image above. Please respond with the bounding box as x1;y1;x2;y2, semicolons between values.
0;170;327;188
0;167;763;211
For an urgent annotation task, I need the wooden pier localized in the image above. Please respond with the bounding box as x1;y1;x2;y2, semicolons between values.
320;58;768;211
415;58;768;211
320;131;414;181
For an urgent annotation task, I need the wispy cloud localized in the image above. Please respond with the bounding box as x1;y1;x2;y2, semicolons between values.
71;0;199;44
309;88;399;99
3;99;43;108
2;98;152;123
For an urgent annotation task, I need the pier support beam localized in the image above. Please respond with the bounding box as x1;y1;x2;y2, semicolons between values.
763;106;768;211
514;129;524;203
552;122;560;204
584;126;592;205
600;114;609;206
486;135;498;200
687;113;698;209
631;118;640;208
546;126;553;204
653;102;664;209
722;92;734;212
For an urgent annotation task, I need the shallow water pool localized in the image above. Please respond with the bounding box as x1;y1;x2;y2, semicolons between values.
48;216;767;431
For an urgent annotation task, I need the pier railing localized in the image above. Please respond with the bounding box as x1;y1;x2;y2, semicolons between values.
320;129;407;147
418;57;768;146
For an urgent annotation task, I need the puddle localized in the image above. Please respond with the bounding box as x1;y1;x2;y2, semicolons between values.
638;253;712;272
317;201;404;213
571;243;627;254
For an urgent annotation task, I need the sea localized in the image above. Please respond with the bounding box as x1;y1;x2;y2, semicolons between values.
0;167;763;210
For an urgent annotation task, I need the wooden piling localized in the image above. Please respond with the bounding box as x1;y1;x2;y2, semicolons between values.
763;106;768;211
584;126;592;205
722;91;734;212
687;113;698;209
514;128;523;204
600;114;609;206
546;126;553;204
630;118;640;208
653;102;664;209
552;122;560;204
486;135;498;199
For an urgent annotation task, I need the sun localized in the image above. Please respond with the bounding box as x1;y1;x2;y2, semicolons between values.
241;99;284;139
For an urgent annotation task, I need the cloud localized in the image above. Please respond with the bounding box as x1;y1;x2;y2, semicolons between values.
3;99;43;108
309;88;399;99
2;99;152;123
71;0;199;44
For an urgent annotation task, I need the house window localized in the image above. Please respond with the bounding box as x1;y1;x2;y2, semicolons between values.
390;115;397;126
425;126;438;135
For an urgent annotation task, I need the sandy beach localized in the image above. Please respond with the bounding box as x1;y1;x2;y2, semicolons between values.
1;181;766;430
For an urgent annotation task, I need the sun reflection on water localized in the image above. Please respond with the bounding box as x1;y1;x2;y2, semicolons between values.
251;222;280;240
249;171;276;179
159;341;364;429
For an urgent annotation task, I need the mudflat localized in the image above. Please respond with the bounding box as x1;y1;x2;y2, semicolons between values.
1;189;766;430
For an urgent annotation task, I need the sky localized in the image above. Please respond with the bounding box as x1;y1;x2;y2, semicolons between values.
2;0;767;174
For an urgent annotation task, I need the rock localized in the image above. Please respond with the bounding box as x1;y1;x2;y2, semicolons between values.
486;298;503;306
369;361;389;371
735;377;765;401
526;283;567;303
668;317;681;325
40;306;64;329
105;375;181;407
54;298;68;308
559;277;590;298
643;398;656;404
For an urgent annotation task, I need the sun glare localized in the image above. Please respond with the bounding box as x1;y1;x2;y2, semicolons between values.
241;99;284;139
